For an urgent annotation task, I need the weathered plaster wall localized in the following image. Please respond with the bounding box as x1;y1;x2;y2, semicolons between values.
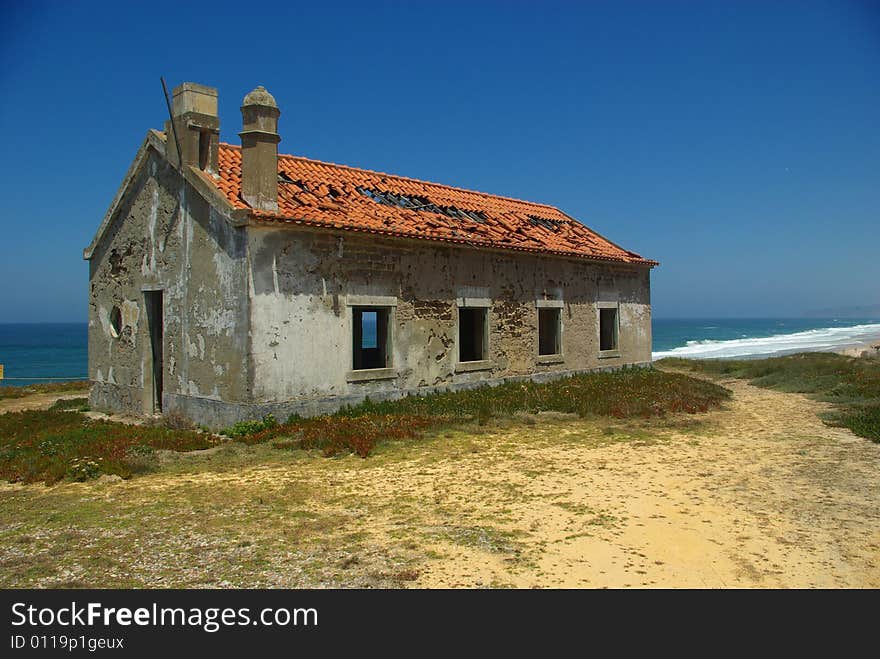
246;226;652;418
89;164;652;429
88;150;250;416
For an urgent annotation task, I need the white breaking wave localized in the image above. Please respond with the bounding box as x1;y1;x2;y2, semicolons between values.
652;323;880;360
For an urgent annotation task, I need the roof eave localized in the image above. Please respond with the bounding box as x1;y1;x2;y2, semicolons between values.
247;211;658;267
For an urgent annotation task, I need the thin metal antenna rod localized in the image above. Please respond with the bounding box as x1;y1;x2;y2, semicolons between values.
160;77;182;168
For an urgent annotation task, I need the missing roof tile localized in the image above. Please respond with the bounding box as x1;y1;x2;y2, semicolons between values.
528;215;566;231
356;186;487;223
278;174;312;193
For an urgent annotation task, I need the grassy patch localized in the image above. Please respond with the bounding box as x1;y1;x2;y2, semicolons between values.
221;414;279;438
0;409;220;484
49;398;90;412
829;405;880;440
0;381;89;400
658;353;880;442
426;525;523;555
0;368;728;485
233;368;730;457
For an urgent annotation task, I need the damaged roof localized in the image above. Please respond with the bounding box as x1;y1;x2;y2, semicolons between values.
213;142;656;266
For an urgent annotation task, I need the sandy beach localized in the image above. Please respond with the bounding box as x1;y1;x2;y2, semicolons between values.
835;337;880;359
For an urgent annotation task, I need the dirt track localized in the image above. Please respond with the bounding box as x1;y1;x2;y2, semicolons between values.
299;377;880;588
0;392;85;414
408;379;880;587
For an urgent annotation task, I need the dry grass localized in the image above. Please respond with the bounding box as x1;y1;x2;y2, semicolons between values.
0;380;89;401
0;412;709;588
659;353;880;441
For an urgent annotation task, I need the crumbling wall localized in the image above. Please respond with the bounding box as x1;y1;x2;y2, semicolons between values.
89;167;651;429
247;226;652;416
88;150;249;418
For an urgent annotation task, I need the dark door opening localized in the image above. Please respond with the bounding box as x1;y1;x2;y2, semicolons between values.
538;308;561;355
145;291;164;412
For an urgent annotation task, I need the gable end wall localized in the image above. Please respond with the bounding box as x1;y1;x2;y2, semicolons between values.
87;150;251;418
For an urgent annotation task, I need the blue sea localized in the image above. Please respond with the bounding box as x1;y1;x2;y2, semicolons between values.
2;318;880;387
0;323;88;387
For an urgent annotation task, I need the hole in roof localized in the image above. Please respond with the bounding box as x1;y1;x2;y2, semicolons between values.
356;186;487;223
528;215;566;231
278;175;311;193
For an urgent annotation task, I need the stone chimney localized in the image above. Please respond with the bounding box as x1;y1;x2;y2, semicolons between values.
239;86;280;212
164;82;219;174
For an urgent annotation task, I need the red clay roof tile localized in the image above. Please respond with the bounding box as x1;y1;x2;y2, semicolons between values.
214;142;656;266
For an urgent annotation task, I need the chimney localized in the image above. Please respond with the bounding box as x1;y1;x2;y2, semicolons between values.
239;86;280;212
164;82;220;174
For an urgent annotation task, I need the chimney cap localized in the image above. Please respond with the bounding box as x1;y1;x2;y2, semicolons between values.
242;85;278;109
172;82;218;117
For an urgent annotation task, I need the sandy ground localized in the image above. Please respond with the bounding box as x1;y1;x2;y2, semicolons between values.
836;339;880;359
316;378;880;588
1;378;878;588
0;392;86;414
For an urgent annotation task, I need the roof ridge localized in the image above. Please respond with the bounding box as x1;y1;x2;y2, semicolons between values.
218;142;564;215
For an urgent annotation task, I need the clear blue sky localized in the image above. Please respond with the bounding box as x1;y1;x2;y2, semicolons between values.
1;0;877;322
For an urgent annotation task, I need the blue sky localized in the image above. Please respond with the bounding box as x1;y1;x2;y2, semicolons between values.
0;0;877;322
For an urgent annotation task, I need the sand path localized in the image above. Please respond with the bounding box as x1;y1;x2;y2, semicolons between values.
332;378;880;587
0;392;86;414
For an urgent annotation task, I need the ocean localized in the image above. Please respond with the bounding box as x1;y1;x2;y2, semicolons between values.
652;318;880;359
2;318;879;387
0;323;88;387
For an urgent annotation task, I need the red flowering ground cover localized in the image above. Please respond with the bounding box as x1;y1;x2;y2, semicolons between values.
1;369;730;484
232;369;731;457
0;410;219;484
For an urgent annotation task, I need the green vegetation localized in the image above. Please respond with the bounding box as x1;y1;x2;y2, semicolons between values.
658;353;880;442
0;410;219;484
234;368;730;456
49;397;90;412
0;380;89;400
0;368;729;484
221;414;278;438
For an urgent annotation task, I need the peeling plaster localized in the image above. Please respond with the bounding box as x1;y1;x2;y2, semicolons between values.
87;151;651;427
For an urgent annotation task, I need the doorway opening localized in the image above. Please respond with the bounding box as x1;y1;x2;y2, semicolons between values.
144;290;164;412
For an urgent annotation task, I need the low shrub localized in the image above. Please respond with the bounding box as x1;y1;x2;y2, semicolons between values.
828;405;880;442
658;353;880;442
233;368;730;457
0;369;731;483
0;409;220;485
265;414;437;458
49;398;90;412
162;411;196;430
221;414;278;438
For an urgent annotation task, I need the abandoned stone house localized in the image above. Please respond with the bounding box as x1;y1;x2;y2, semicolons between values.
84;82;658;428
